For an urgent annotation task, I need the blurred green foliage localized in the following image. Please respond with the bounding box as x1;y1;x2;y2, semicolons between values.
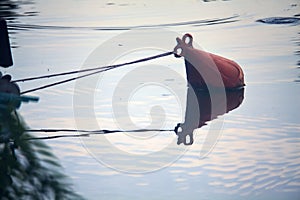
0;110;85;200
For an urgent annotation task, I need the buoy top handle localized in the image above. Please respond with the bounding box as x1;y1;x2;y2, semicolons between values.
174;33;193;58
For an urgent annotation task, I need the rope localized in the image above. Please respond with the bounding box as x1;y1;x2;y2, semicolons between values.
23;128;174;140
21;69;101;94
19;51;174;94
12;66;111;83
14;51;173;83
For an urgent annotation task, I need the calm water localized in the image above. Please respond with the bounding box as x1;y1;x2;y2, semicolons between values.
2;0;300;199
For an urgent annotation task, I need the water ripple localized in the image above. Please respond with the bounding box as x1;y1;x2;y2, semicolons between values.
167;114;300;197
7;15;239;31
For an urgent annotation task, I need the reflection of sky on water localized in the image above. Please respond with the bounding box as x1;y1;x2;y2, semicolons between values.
1;0;300;199
181;116;300;196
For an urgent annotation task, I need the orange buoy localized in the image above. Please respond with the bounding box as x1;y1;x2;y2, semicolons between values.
174;33;245;89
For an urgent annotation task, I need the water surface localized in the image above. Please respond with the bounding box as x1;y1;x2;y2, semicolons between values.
1;0;300;199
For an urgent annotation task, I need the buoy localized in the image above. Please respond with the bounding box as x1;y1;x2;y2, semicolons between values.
174;33;245;89
0;18;13;68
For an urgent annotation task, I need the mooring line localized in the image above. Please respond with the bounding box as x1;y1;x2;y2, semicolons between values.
12;65;113;83
20;69;103;94
14;51;174;82
19;51;174;94
23;133;91;140
23;128;175;140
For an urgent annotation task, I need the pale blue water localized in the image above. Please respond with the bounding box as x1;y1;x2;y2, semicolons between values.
1;0;300;199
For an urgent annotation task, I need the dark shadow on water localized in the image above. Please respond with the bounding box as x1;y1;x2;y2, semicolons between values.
0;0;39;48
296;31;300;81
0;0;20;20
0;0;38;20
256;16;300;24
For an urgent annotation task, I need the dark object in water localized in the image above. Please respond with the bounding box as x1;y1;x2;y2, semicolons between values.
0;18;13;67
0;73;39;111
256;17;300;24
173;33;245;145
174;33;245;89
0;74;20;95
